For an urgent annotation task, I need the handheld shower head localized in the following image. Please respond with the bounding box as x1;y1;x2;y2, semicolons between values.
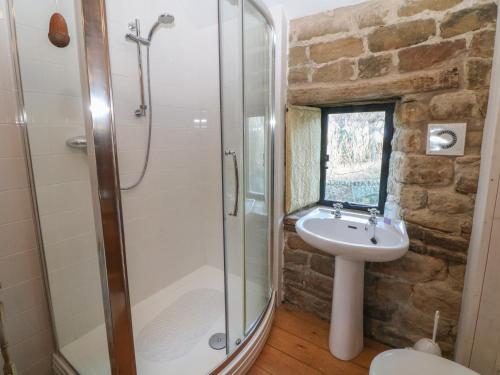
158;14;175;24
148;13;175;41
126;14;174;45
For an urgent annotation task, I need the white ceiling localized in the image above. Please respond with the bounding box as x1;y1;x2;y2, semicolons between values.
261;0;367;19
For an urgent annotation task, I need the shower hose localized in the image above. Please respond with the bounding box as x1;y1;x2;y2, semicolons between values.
121;45;153;191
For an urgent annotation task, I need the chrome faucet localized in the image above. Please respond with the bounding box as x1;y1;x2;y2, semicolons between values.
333;203;343;218
367;208;380;244
368;208;379;225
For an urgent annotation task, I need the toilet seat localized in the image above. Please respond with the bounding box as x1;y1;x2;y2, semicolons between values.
369;349;479;375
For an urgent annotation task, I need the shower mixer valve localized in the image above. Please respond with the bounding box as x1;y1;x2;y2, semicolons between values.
135;104;147;117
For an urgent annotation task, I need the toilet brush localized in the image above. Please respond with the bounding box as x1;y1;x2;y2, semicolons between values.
413;310;442;357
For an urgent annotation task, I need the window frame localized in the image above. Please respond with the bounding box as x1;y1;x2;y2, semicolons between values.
320;103;395;213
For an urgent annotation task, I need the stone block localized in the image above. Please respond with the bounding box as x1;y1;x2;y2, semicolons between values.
404;209;463;233
396;100;429;123
409;239;427;253
466;131;483;150
357;9;387;29
412;281;462;320
310;253;334;277
365;319;417;350
288;67;459;105
423;229;469;253
425;244;468;264
476;89;490;118
470;30;496;58
286;232;323;254
288;67;309;84
392;128;423;153
284;249;309;269
399;185;428;210
394;154;454;186
304;271;333;299
455;157;480;194
284;268;305;286
461;217;473;237
448;264;466;291
368;19;436;52
290;12;350;42
312;60;355;83
427;189;474;214
368;251;447;283
310;37;364;64
398;0;463;17
358;54;393;79
430;91;480;120
285;286;331;320
406;222;426;240
440;3;497;38
289;46;308;67
398;39;466;72
365;278;412;321
466;59;492;89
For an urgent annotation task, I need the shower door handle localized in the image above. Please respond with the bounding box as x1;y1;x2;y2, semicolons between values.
225;150;239;217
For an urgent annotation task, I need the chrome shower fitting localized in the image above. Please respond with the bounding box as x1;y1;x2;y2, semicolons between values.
121;13;175;191
127;18;148;117
125;13;175;47
125;14;175;117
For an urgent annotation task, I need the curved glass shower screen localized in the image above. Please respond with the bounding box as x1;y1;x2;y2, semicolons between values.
220;0;274;354
9;0;274;372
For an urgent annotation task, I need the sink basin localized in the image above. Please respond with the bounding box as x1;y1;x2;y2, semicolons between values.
296;208;408;262
296;207;409;361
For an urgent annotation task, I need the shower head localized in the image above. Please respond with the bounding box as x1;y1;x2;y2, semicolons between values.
158;14;175;24
147;13;175;41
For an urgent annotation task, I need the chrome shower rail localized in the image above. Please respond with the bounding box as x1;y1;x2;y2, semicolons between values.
127;19;147;117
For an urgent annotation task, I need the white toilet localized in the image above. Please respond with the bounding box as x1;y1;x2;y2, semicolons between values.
370;349;479;375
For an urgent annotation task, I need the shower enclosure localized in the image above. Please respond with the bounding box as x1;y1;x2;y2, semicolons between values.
7;0;275;373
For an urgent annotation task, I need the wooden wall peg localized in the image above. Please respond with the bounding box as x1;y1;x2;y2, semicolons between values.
48;13;70;48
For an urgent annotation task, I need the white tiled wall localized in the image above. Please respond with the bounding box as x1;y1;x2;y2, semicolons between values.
105;0;224;304
10;0;108;353
0;0;53;373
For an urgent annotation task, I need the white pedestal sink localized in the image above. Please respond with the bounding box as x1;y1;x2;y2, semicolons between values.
296;208;409;361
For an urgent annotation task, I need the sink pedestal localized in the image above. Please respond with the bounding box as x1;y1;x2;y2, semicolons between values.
295;208;409;360
330;256;364;361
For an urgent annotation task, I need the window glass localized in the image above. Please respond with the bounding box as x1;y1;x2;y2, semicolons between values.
247;116;266;196
321;104;394;211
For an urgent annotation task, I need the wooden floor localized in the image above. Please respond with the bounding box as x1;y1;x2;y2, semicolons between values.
248;305;387;375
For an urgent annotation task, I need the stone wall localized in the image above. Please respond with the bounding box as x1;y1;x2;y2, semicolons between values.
284;0;498;357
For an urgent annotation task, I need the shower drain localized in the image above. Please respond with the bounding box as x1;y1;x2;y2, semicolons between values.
209;333;226;350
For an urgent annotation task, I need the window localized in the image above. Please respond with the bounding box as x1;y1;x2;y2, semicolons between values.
320;103;395;213
247;116;267;197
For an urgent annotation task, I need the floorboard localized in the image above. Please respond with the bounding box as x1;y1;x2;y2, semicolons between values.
249;305;388;374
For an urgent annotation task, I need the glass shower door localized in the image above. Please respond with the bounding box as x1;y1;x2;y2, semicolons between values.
220;0;274;353
243;0;273;333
